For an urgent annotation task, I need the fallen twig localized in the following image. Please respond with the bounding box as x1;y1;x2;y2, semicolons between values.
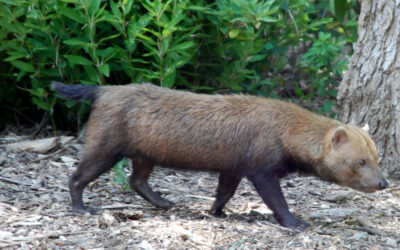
47;182;69;192
262;220;297;233
353;226;385;236
101;203;154;210
0;176;29;186
355;217;385;236
186;194;214;201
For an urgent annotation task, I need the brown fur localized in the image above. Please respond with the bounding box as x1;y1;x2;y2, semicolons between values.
89;85;333;172
53;82;388;231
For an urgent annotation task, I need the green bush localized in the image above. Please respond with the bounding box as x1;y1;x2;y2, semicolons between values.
297;31;349;115
112;158;131;190
0;0;358;130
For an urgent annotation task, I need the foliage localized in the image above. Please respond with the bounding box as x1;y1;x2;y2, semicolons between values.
0;0;359;130
112;158;131;190
298;31;349;115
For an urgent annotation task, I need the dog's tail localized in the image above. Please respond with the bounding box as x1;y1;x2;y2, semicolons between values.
51;81;99;102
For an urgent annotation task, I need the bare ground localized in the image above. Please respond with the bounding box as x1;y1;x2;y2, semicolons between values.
0;136;400;249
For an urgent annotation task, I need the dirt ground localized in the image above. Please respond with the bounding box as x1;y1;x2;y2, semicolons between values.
1;135;400;249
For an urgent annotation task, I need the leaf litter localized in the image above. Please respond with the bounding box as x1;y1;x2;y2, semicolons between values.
0;135;399;249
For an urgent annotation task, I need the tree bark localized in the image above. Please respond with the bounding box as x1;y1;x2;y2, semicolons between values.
337;0;400;177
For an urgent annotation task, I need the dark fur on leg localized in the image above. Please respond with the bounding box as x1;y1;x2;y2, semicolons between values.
129;156;174;208
248;168;310;231
69;154;122;215
210;172;242;217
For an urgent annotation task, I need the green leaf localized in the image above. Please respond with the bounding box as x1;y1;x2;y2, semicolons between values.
135;33;156;45
257;16;278;23
229;29;240;38
99;64;110;77
21;87;45;97
32;97;50;110
264;6;280;16
165;11;185;30
10;60;34;72
88;0;101;16
131;58;151;64
220;26;228;34
230;17;252;23
64;38;94;47
186;5;209;11
170;41;195;52
123;0;134;14
97;47;118;61
160;37;170;55
329;88;338;97
303;93;314;101
259;80;275;86
307;18;334;30
330;0;349;23
0;0;20;5
162;66;176;88
4;51;26;61
322;100;336;113
83;65;99;82
27;9;39;19
65;100;76;108
112;159;131;190
58;6;85;23
317;87;329;97
128;13;151;36
64;55;93;68
98;33;121;44
41;68;61;77
235;30;256;40
246;54;267;62
143;28;161;38
60;0;80;3
231;84;244;91
295;87;304;98
110;0;122;19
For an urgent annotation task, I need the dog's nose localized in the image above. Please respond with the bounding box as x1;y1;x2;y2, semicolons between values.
378;179;388;190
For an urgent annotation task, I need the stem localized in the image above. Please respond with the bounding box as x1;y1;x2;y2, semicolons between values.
157;13;164;86
84;3;104;85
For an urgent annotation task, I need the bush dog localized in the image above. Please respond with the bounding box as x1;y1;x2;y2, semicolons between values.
52;82;388;231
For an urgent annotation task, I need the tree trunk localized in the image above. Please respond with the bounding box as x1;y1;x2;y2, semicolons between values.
337;0;400;177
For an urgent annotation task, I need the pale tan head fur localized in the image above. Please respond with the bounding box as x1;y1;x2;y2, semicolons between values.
319;124;388;193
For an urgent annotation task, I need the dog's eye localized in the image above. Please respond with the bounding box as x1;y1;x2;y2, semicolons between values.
358;159;366;166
